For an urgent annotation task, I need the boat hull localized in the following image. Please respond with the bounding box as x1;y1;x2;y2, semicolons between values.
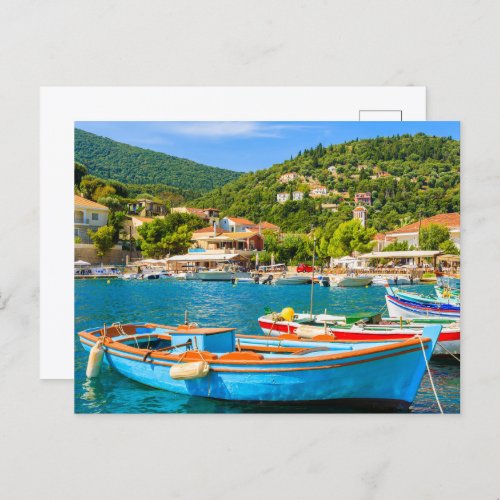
275;276;312;285
257;318;459;355
80;338;433;406
385;294;460;319
336;276;373;287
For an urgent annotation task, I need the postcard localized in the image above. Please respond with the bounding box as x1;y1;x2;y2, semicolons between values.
70;118;459;414
41;86;427;380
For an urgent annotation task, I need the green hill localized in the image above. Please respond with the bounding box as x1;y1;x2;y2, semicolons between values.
192;133;460;233
74;128;242;195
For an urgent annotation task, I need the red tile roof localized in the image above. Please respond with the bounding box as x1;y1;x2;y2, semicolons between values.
387;213;460;235
257;221;280;231
353;206;367;212
74;195;108;210
132;216;154;223
373;233;386;241
192;226;224;235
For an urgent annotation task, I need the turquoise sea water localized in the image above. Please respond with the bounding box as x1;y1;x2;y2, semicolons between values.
74;280;460;414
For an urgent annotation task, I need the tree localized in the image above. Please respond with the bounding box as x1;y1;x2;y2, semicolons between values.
89;226;115;261
107;211;127;242
326;220;376;257
137;214;204;258
75;162;88;187
419;224;451;250
383;240;415;252
439;239;460;255
92;185;116;201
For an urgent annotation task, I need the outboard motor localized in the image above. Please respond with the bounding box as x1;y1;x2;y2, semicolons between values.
262;274;274;285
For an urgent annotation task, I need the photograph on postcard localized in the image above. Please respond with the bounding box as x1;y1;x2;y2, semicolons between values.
74;121;460;413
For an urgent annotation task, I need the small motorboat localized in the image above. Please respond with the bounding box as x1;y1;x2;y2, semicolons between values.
318;276;330;287
372;275;419;286
79;322;441;410
275;275;311;285
334;275;373;287
122;273;139;280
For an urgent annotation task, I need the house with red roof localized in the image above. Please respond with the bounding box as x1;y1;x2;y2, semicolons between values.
385;213;460;249
171;206;220;225
354;192;372;205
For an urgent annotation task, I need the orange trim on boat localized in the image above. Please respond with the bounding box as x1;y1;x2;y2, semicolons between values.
79;326;429;366
79;338;427;372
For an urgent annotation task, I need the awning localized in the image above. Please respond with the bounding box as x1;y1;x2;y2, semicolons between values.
437;254;460;262
166;253;243;262
359;250;442;260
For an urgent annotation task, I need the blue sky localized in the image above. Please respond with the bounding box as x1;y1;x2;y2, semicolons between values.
75;121;460;173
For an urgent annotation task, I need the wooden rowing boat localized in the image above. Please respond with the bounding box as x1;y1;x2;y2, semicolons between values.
78;322;441;410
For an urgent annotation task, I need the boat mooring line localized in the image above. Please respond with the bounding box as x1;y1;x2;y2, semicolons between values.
436;342;460;363
417;335;444;414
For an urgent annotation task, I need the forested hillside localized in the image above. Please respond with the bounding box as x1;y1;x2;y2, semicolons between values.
192;134;460;233
74;128;242;196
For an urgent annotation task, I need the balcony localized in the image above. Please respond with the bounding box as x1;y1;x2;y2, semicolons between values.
74;217;90;224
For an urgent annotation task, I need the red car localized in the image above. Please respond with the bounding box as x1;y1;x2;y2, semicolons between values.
296;263;314;273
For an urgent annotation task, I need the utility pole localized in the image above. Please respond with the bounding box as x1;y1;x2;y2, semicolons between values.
309;230;316;318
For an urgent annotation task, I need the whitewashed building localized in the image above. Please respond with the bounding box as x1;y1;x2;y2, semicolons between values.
279;172;299;183
353;206;368;228
292;191;304;201
277;192;290;203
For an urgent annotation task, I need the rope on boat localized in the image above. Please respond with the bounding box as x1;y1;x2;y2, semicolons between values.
113;322;140;349
437;342;461;363
416;335;444;414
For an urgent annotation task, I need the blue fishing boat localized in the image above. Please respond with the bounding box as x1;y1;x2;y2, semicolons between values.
78;322;441;411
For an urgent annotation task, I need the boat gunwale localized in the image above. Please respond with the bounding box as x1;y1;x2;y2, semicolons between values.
79;337;428;372
78;323;431;366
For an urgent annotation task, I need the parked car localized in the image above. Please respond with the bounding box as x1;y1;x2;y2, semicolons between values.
296;263;314;273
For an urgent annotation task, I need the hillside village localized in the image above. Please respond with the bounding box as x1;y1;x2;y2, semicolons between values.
74;132;460;269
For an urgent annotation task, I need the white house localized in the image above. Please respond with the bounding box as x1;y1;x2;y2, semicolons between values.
310;186;328;197
277;192;290;203
218;216;256;233
292;191;304;201
279;172;299;183
327;166;337;174
74;195;109;243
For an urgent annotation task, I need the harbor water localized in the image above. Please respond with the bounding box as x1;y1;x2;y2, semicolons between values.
75;279;460;413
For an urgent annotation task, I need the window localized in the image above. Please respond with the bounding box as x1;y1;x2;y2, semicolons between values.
92;213;99;221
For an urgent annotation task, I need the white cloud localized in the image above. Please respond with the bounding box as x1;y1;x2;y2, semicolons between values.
153;121;312;139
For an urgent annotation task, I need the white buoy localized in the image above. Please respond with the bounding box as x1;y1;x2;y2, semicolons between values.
86;338;104;378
